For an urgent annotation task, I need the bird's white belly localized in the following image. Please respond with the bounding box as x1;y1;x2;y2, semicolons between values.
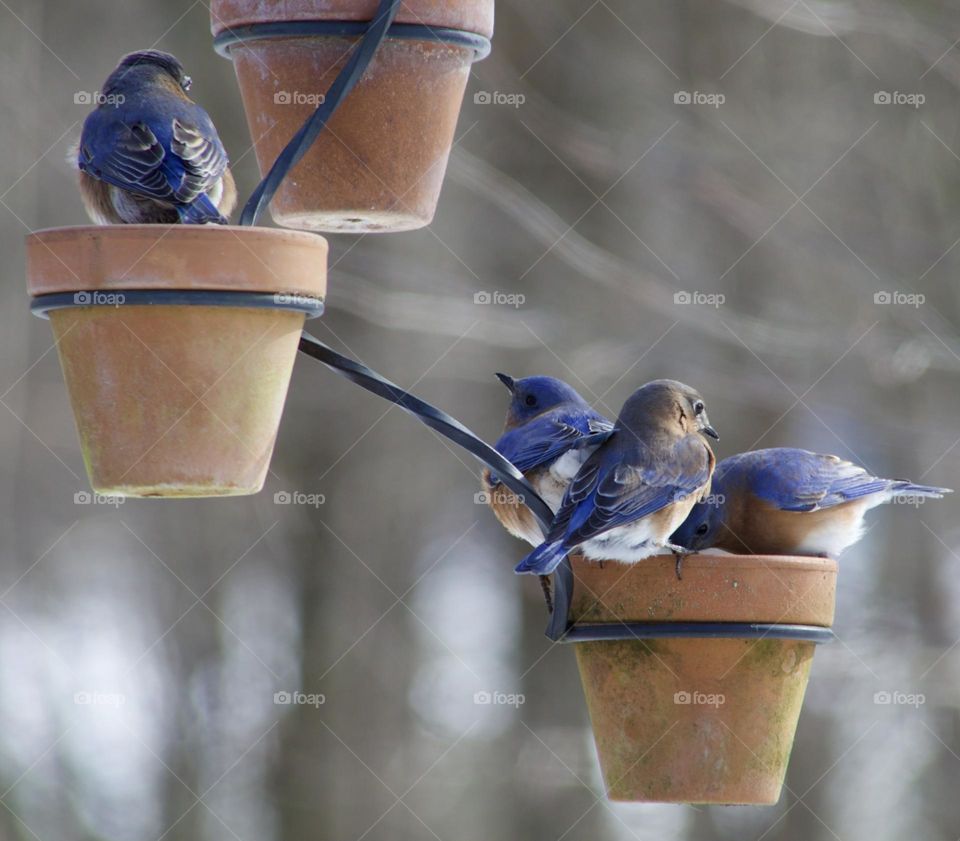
578;519;667;563
575;496;696;564
795;499;870;557
536;446;597;512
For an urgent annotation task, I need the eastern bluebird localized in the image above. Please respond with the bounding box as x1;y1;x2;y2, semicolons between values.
515;379;719;578
481;374;614;545
73;50;236;225
670;447;953;557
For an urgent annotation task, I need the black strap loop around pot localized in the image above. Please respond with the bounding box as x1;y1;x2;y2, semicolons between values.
237;0;404;227
214;21;492;60
30;290;324;319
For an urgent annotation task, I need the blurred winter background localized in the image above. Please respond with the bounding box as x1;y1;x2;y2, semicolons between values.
0;0;959;838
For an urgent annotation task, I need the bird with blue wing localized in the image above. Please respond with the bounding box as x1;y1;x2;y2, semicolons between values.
515;379;719;580
670;447;952;557
72;50;236;225
481;374;614;545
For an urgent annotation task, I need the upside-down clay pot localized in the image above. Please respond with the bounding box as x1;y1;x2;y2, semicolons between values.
26;225;327;498
210;0;495;232
569;553;837;804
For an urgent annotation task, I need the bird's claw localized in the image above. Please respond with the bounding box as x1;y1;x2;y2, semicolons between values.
665;542;694;581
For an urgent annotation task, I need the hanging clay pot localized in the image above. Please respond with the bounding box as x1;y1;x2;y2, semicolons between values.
26;225;327;498
210;0;495;233
568;553;837;804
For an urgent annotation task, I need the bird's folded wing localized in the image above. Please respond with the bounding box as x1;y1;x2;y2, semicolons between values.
550;435;713;544
80;119;174;202
746;450;888;512
79;110;227;206
588;417;616;434
493;411;610;477
170;117;229;204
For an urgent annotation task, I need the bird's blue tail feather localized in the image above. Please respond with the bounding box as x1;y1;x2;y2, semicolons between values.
515;540;569;575
890;482;952;498
178;193;228;225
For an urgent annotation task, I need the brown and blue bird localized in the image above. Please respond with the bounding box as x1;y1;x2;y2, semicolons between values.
482;374;614;545
72;50;236;224
515;379;719;578
671;448;952;557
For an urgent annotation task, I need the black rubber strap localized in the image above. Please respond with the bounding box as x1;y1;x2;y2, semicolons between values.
561;622;834;644
297;333;573;630
224;1;572;633
30;290;324;319
214;21;492;60
238;0;403;226
298;332;553;524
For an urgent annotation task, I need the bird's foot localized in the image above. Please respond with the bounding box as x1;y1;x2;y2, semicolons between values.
664;542;694;581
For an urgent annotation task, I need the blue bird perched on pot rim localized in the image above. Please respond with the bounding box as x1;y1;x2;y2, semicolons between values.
72;50;236;225
515;379;719;578
670;447;952;558
481;374;614;545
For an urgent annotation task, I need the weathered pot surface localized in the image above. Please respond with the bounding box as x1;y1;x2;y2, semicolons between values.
26;225;328;497
569;553;837;804
211;0;495;232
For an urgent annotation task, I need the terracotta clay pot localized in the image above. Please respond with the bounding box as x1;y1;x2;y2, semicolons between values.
211;0;495;232
26;225;327;498
569;553;837;804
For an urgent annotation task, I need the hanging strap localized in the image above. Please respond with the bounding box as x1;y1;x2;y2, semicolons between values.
298;333;571;632
231;0;576;637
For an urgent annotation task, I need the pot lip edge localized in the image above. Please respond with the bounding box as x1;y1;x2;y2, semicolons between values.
208;3;496;40
571;553;839;573
25;224;329;249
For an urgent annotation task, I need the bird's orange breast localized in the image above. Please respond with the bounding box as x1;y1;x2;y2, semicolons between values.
480;470;544;546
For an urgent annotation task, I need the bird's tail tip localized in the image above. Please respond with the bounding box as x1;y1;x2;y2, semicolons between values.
178;195;229;225
515;541;567;575
894;482;953;498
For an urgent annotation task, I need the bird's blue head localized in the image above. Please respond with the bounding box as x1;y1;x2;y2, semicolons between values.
670;496;725;551
496;373;590;428
104;50;192;97
670;465;732;551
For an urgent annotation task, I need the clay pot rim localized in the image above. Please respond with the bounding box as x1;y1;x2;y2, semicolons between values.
209;0;496;39
573;553;837;574
27;224;325;246
570;553;838;627
26;225;328;298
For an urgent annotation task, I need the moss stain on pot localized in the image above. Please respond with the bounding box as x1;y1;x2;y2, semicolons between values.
568;555;836;803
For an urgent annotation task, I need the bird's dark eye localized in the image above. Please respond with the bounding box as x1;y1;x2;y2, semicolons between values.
693;401;705;416
695;523;709;537
525;395;537;407
181;75;192;92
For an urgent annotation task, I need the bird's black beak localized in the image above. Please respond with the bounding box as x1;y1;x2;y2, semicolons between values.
703;425;719;440
495;373;515;393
